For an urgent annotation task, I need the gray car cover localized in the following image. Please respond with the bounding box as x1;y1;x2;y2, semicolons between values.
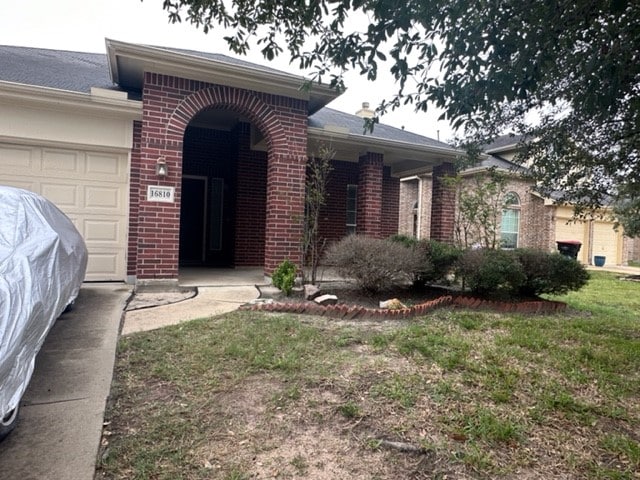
0;186;88;420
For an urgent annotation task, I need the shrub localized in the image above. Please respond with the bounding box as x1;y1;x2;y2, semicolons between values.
324;235;422;293
546;253;590;294
272;259;297;296
514;248;554;297
518;250;589;296
389;236;462;287
417;240;463;285
458;248;590;299
457;248;526;298
389;234;419;248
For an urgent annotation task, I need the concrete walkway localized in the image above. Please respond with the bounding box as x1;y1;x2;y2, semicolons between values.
121;267;265;335
586;264;640;276
122;285;259;335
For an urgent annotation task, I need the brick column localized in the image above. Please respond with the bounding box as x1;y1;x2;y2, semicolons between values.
381;167;399;237
357;152;383;237
430;162;456;243
264;153;306;273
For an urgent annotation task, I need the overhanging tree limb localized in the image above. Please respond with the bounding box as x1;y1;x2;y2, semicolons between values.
151;0;640;235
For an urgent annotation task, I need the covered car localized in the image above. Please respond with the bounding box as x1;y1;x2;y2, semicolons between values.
0;186;88;440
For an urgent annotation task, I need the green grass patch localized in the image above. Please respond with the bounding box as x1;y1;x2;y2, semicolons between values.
600;433;640;469
455;407;525;444
98;271;640;480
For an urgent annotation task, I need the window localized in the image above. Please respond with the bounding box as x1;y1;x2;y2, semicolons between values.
412;201;419;238
501;192;520;248
346;184;357;234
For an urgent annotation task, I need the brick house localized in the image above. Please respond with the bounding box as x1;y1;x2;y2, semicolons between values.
0;40;460;287
400;136;640;266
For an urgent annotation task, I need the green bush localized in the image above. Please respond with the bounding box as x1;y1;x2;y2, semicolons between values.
324;235;422;293
457;248;590;298
272;259;297;296
514;249;590;296
514;248;554;297
542;251;590;295
389;236;462;287
417;240;463;285
389;234;419;248
457;248;527;298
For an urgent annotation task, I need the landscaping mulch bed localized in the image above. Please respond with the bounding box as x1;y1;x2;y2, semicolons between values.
244;281;567;318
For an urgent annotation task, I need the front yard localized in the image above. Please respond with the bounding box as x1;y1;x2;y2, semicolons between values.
96;271;639;479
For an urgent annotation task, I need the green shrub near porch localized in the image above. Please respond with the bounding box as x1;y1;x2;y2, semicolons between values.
327;235;589;300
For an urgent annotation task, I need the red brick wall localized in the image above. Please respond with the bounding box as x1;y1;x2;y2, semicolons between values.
357;152;384;237
182;127;233;177
135;73;308;279
315;159;399;248
317;159;359;245
381;167;399;237
430;162;456;243
234;123;268;266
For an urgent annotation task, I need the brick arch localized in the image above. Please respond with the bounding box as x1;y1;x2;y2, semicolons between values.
165;86;288;154
133;74;309;282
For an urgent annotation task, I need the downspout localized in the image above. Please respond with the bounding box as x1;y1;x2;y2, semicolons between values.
417;177;423;239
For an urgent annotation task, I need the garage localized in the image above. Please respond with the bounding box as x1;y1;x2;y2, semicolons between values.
554;206;626;266
592;220;623;266
554;208;589;263
0;142;129;281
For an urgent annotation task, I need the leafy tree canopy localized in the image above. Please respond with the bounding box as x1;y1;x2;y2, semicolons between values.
158;0;640;234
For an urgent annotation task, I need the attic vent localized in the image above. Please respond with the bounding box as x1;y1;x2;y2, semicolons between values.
355;101;375;119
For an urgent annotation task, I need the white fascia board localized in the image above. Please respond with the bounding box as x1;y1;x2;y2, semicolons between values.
485;143;520;154
308;126;461;159
0;81;142;119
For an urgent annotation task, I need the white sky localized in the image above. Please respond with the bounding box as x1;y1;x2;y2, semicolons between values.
0;0;456;142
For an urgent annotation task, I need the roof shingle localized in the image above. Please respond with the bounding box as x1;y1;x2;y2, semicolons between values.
0;45;114;93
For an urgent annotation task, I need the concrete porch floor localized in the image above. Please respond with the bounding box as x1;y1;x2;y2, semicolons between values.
177;266;345;287
178;267;268;287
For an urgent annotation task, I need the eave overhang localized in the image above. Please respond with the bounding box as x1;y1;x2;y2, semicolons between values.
106;39;339;114
308;126;462;177
0;80;142;119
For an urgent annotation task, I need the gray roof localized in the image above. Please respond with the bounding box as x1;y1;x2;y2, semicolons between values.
0;44;450;148
0;45;114;93
144;44;289;76
480;155;518;169
309;107;453;149
483;133;526;153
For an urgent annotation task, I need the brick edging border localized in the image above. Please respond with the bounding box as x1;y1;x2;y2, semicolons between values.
239;295;567;320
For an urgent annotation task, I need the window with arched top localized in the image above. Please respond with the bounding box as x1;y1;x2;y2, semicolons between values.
501;192;520;249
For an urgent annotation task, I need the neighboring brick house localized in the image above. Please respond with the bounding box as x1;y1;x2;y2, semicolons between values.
400;136;640;266
0;40;460;287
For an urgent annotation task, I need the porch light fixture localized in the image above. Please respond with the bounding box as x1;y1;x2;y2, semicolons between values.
156;158;168;177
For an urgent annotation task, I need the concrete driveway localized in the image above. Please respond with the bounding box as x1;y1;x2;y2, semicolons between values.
0;283;131;480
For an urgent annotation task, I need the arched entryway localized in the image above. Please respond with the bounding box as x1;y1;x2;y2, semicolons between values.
132;75;309;285
179;110;268;268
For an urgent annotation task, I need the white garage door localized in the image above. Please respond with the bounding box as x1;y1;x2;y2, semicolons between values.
0;143;129;281
592;221;620;266
555;212;588;263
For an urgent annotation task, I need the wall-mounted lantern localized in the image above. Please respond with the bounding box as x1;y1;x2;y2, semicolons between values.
156;158;168;177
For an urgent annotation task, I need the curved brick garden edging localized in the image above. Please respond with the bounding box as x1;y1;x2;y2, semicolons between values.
239;294;566;320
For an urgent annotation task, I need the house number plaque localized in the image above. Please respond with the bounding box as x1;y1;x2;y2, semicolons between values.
147;185;175;203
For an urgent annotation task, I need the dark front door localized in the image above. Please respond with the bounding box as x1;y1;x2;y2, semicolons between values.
179;175;235;267
180;176;207;265
207;177;233;266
